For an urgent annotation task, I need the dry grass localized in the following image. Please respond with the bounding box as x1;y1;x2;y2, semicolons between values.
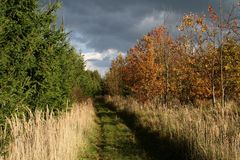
0;99;96;160
106;96;240;160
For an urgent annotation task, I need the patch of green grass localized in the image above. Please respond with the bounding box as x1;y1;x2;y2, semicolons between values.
78;117;100;160
95;101;149;160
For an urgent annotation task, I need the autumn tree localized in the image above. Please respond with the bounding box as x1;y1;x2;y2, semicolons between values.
107;3;239;106
207;2;240;106
176;13;215;104
222;39;240;102
105;54;126;96
123;26;178;103
123;35;162;102
151;27;182;106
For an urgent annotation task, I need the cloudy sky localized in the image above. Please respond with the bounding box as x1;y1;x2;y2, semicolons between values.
49;0;235;75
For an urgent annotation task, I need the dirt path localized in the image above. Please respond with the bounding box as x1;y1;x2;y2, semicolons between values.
94;99;149;160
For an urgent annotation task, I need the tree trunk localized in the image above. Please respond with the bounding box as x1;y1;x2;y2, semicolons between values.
219;0;225;107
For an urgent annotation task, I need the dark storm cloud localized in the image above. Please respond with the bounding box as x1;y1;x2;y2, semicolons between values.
42;0;235;74
59;0;223;52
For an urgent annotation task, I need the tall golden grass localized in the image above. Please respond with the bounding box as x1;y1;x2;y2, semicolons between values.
0;99;96;160
106;96;240;160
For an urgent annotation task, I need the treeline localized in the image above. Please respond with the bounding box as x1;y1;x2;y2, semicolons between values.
105;3;240;106
0;0;101;123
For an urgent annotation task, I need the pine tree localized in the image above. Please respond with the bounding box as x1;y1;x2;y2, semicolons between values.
0;0;101;122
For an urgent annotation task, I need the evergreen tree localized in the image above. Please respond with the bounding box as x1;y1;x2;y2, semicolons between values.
0;0;102;122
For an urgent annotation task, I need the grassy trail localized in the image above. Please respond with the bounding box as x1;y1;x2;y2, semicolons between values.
80;98;188;160
94;99;149;160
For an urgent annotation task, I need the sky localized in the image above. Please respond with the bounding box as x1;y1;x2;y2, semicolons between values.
45;0;236;76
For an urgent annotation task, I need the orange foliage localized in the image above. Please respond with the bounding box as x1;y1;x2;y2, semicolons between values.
105;54;125;95
123;35;162;101
106;3;240;105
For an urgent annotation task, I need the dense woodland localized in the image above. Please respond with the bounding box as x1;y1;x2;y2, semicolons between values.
0;0;102;124
105;3;240;107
